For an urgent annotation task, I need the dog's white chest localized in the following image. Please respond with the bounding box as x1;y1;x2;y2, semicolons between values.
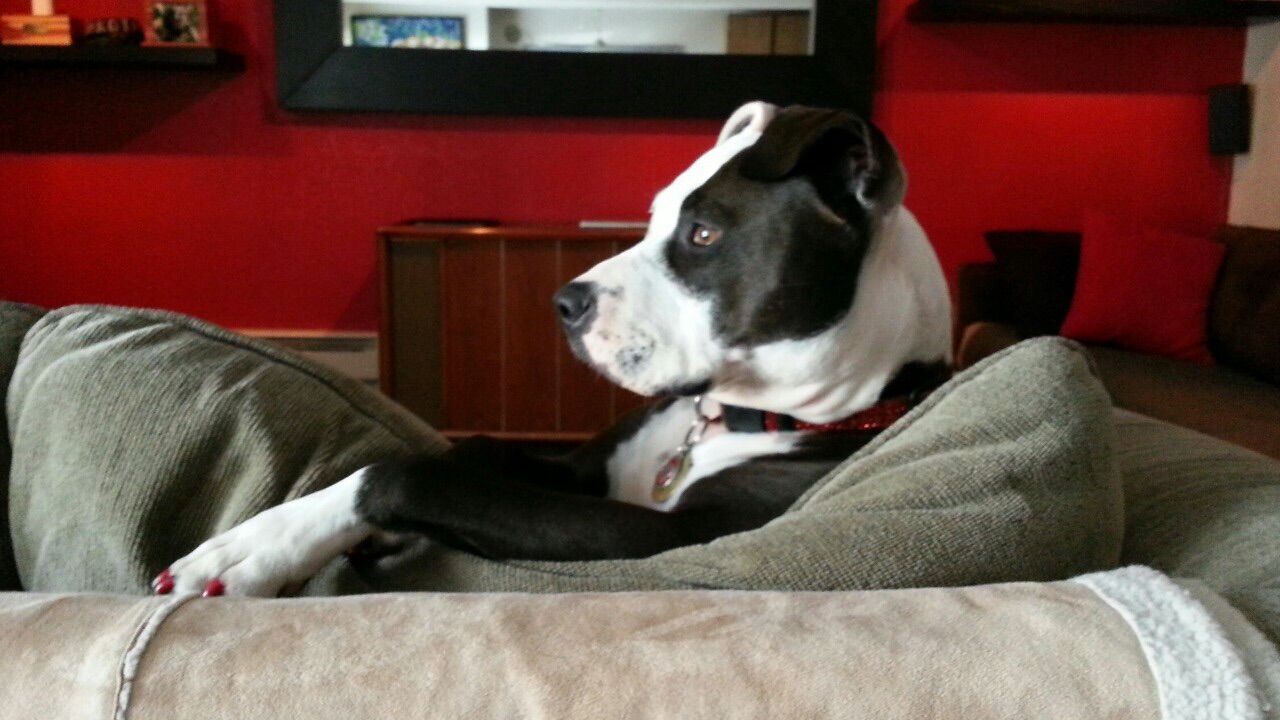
606;400;802;511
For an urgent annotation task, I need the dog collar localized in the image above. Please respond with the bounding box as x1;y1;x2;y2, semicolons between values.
721;385;937;436
723;398;910;435
651;388;933;504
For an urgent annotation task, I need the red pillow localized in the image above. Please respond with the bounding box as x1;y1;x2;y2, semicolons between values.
1060;215;1225;365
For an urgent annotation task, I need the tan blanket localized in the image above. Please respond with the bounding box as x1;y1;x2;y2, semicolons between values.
1;567;1274;720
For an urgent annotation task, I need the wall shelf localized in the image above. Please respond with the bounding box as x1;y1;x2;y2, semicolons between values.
907;1;1280;26
0;45;243;70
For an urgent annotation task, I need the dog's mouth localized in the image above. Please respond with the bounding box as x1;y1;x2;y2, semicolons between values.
556;268;724;398
562;326;714;399
561;330;628;388
657;379;712;397
561;332;600;374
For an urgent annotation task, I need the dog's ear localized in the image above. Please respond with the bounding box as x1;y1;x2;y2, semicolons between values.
717;101;780;146
740;106;907;213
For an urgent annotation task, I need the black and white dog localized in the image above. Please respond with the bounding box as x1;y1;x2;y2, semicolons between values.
155;102;952;598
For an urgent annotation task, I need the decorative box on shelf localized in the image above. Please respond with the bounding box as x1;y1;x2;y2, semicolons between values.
1;14;73;46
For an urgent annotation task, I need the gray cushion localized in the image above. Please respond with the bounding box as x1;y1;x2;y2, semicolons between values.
8;305;447;593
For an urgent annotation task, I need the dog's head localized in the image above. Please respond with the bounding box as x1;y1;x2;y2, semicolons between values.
555;102;951;422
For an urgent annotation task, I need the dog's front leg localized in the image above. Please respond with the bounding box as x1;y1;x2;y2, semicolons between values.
158;450;713;596
156;439;531;597
353;454;717;561
158;468;376;597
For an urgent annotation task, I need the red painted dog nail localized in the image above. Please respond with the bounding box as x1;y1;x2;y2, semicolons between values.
202;579;226;597
153;570;174;595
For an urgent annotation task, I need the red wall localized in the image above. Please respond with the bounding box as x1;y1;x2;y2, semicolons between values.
0;0;1244;331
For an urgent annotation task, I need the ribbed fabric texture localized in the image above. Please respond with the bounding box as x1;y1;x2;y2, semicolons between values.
0;302;47;591
1114;409;1280;644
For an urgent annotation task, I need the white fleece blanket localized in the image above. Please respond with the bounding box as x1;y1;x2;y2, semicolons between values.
1077;566;1280;720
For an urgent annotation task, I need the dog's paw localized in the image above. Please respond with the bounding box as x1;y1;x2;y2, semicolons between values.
156;471;372;598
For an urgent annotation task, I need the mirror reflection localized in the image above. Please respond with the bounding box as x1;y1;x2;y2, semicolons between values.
341;1;815;55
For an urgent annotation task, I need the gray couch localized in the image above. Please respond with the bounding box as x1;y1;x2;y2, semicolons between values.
957;226;1280;460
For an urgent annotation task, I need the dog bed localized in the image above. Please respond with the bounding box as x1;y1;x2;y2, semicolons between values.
4;303;1279;718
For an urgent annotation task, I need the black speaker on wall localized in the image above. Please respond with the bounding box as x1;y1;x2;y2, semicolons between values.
1209;84;1252;156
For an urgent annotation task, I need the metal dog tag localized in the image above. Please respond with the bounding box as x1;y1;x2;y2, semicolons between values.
652;396;720;504
652;447;692;503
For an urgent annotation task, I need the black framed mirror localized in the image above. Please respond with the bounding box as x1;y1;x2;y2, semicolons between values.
275;0;876;118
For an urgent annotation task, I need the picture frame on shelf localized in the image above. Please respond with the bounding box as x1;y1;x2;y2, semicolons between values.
350;15;465;50
275;0;874;117
143;0;209;47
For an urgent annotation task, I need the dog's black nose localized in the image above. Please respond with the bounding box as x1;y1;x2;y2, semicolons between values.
554;282;596;329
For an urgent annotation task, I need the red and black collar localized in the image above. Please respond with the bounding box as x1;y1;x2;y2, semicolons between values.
722;386;937;436
719;362;950;436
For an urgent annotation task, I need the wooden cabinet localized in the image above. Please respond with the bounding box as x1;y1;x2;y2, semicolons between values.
378;224;648;441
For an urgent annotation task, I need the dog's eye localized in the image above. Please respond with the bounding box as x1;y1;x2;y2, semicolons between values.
688;224;723;247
